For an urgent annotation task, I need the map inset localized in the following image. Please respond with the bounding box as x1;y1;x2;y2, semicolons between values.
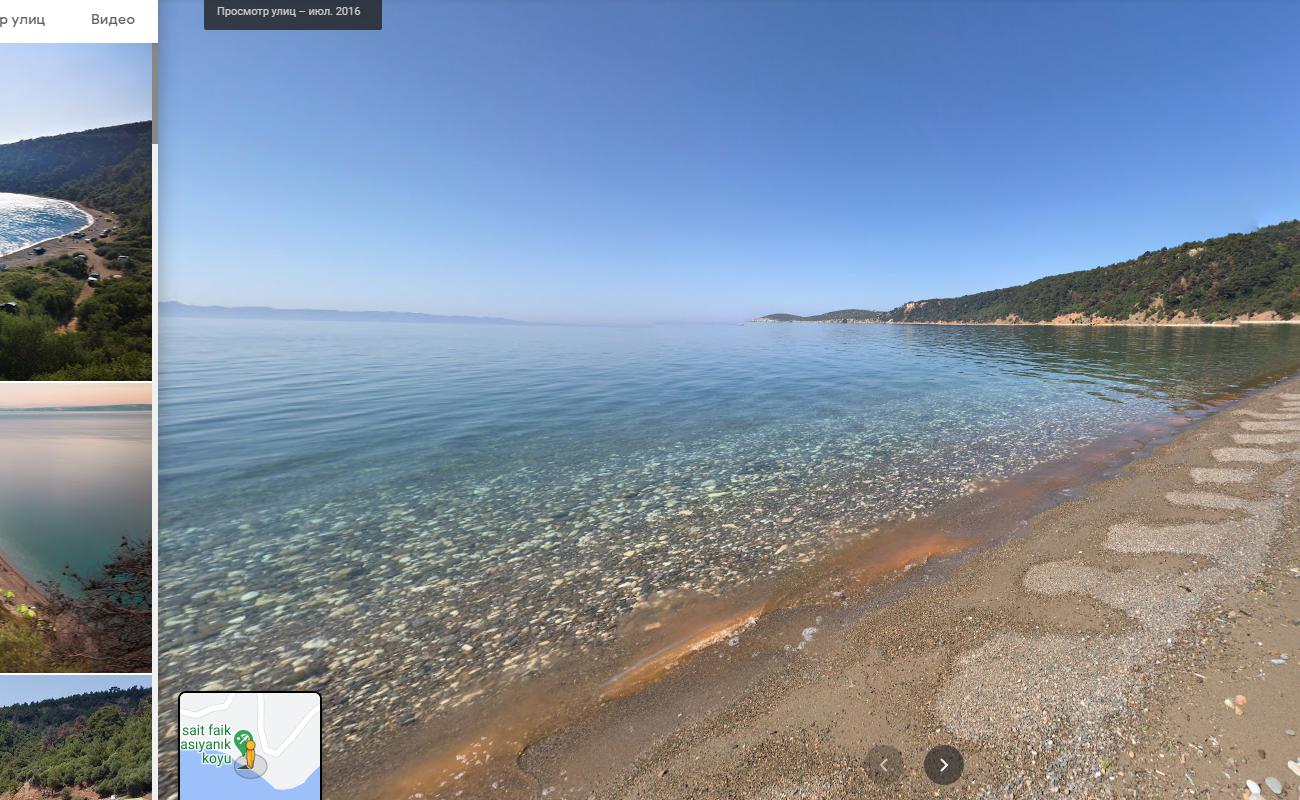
179;692;321;800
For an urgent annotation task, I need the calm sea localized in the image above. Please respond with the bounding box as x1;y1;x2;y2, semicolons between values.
0;410;151;592
0;192;91;256
160;318;1300;751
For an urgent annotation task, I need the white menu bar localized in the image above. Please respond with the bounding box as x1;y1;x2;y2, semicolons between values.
0;1;156;43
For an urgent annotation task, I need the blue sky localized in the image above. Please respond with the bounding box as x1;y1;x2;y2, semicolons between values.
0;674;150;708
161;0;1300;323
0;45;151;144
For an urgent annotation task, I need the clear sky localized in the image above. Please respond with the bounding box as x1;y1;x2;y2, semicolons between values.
160;0;1300;324
0;45;152;144
0;382;151;408
0;674;149;708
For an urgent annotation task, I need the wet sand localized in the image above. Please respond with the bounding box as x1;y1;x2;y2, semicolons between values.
372;375;1300;799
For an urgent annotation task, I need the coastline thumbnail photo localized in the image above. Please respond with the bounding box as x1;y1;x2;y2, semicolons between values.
0;383;151;673
0;44;152;381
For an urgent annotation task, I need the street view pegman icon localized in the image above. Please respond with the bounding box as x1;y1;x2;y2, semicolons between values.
235;729;256;769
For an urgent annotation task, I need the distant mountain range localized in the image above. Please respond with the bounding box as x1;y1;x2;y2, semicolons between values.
760;220;1300;325
163;301;529;325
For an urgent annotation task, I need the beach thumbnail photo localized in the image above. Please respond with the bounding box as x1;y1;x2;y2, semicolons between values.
0;383;151;673
0;674;151;800
0;45;152;381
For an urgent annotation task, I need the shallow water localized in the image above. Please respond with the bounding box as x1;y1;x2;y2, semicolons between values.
0;410;151;592
0;192;91;256
159;319;1300;759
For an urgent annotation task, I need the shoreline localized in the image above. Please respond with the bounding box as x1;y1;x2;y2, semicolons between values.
351;368;1300;799
0;540;52;619
0;194;96;259
755;316;1300;328
492;372;1300;799
0;198;118;272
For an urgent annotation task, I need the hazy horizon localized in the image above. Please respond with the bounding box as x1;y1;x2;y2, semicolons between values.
164;216;1300;324
0;383;151;409
161;2;1300;324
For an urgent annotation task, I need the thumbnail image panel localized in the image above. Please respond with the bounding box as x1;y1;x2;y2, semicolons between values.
0;383;151;672
0;674;151;799
0;44;152;381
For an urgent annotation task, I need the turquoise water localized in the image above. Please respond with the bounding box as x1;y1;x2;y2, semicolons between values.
159;318;1300;751
0;410;151;592
0;192;91;256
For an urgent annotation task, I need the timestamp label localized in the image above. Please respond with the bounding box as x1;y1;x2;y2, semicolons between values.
205;0;381;30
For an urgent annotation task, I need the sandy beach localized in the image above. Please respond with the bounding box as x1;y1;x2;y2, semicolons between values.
0;202;116;268
0;551;47;609
0;201;127;291
371;375;1300;799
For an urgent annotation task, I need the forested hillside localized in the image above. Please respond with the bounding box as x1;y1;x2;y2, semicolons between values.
761;221;1300;324
0;123;152;379
0;687;150;799
0;122;151;225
